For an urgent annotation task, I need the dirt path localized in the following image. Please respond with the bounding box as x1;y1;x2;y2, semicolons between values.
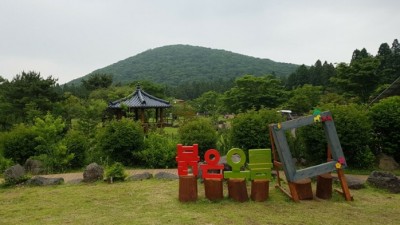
41;169;178;183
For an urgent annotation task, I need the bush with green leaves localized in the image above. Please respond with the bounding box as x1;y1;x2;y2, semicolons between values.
369;96;400;161
2;123;38;165
178;117;217;158
135;132;177;168
31;113;74;173
96;118;144;166
0;155;13;174
63;129;89;169
299;104;374;168
105;162;127;182
230;109;284;155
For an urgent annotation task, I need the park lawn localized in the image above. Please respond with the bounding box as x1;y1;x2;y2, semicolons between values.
1;179;399;225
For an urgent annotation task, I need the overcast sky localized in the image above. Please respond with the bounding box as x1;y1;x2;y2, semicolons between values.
1;0;399;84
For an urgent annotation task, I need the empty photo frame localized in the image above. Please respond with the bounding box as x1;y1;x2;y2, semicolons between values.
270;111;346;182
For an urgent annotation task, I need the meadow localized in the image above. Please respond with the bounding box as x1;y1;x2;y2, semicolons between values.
1;178;399;225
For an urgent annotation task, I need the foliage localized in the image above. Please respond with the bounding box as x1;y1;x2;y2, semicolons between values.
178;117;218;158
0;155;13;174
68;44;298;87
96;118;145;165
286;60;336;89
81;73;113;91
1;124;38;165
299;104;374;168
285;85;323;115
31;113;74;173
369;96;400;161
63;129;88;169
105;162;127;182
134;132;178;168
223;75;288;113
230;109;284;155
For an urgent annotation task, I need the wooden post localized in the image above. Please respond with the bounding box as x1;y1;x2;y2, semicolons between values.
204;178;223;201
251;179;269;202
179;175;197;202
336;168;353;201
316;173;332;199
289;178;313;200
227;179;249;202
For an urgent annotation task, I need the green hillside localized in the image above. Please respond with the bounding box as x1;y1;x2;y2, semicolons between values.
68;44;299;86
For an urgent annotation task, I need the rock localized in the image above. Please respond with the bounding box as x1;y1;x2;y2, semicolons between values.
378;153;399;171
346;175;366;190
24;159;43;175
83;163;104;182
4;164;26;184
367;171;400;193
26;176;64;186
127;172;153;181
154;171;178;180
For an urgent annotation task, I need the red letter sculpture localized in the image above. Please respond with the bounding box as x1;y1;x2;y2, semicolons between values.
200;149;224;179
176;144;200;176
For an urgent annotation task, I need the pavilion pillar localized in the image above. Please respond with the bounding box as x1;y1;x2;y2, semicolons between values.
160;108;164;127
140;108;145;123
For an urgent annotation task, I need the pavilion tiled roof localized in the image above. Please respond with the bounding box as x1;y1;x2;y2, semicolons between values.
108;86;171;109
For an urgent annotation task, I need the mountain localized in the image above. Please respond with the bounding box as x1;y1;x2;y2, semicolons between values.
68;44;299;86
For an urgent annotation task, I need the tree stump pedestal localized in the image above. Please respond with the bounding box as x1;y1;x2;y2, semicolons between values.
250;179;269;202
228;179;249;202
289;178;313;200
316;173;333;199
204;178;223;201
179;175;197;202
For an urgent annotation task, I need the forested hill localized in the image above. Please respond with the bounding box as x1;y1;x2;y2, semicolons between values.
68;44;299;86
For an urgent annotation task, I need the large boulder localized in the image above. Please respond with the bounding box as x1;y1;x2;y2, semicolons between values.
24;159;43;175
26;176;64;186
346;175;366;190
4;164;26;184
367;171;400;193
154;171;178;180
378;154;399;171
83;163;104;182
127;172;153;181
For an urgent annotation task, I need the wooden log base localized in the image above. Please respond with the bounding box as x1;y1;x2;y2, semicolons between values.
316;173;333;199
251;179;269;202
228;179;249;202
289;178;313;200
204;178;223;201
179;175;198;202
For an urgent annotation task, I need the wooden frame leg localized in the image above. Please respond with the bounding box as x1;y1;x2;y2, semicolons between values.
336;168;353;201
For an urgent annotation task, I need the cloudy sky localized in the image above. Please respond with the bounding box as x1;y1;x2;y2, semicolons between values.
1;0;399;84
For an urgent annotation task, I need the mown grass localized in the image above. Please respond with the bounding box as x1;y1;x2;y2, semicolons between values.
1;178;399;225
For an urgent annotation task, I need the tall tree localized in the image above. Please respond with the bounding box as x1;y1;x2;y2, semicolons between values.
81;73;113;91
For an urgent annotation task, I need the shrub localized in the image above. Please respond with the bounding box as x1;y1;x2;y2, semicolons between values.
135;132;177;168
178;117;217;158
2;123;38;165
369;96;400;161
230;109;284;155
64;129;89;169
299;104;374;168
96;118;144;166
0;155;13;174
105;162;127;182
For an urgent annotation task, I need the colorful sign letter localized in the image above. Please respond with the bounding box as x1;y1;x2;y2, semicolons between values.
200;149;224;179
176;144;200;176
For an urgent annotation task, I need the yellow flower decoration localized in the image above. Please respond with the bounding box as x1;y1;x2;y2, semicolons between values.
335;162;342;169
314;115;321;122
278;123;282;129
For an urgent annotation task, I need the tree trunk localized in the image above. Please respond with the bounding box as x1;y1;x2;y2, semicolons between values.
251;179;269;202
179;175;197;202
204;178;223;201
316;173;332;199
289;178;313;200
227;179;249;202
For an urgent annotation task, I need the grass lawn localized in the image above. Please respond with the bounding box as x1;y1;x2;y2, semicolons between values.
1;178;399;225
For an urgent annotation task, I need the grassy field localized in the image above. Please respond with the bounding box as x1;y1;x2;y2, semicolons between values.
1;178;399;225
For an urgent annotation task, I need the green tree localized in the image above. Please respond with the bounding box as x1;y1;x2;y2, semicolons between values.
82;73;113;91
178;117;218;158
96;118;144;165
31;113;73;173
369;96;400;161
223;75;287;113
64;129;88;169
285;85;323;115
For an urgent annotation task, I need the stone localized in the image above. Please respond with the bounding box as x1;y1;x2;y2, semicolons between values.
24;159;43;175
154;171;178;180
346;175;366;190
26;176;64;186
378;153;399;171
367;171;400;193
83;163;104;182
4;164;26;184
127;172;153;181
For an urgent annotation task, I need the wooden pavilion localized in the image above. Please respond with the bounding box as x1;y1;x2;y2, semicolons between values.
107;85;171;128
